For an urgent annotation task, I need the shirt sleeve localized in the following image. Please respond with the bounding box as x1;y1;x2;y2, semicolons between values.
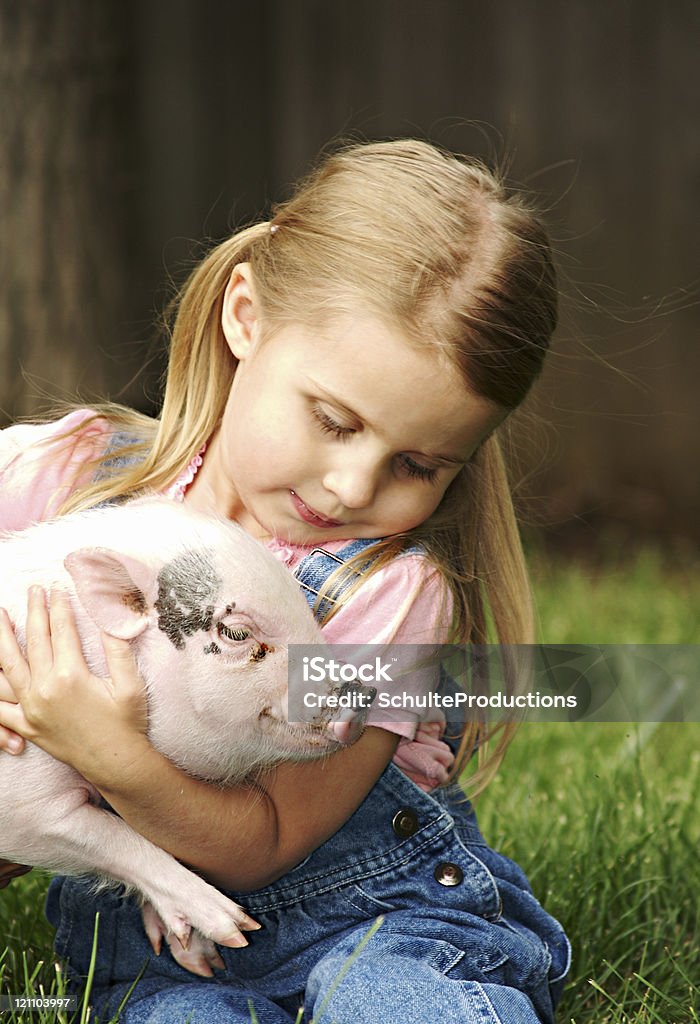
321;552;452;646
0;409;109;532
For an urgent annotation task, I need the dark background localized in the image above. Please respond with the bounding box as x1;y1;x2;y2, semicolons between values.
1;0;698;551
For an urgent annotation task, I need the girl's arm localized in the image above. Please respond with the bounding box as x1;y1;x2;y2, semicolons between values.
89;727;398;891
0;589;398;891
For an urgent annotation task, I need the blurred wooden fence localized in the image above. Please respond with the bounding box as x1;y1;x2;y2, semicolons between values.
1;0;698;546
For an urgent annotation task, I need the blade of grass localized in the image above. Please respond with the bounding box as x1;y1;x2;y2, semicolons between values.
310;917;384;1024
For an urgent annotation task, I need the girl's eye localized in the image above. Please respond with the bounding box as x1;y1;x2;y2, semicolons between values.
397;454;439;483
218;623;252;642
312;406;355;440
312;403;437;482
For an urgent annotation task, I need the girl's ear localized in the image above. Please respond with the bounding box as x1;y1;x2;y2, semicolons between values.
221;262;259;359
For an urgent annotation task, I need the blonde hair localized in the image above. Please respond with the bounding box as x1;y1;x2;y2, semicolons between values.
57;139;557;795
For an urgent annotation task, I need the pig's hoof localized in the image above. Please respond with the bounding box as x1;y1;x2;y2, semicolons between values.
170;918;192;951
167;930;226;977
141;901;166;956
151;885;261;951
141;903;226;978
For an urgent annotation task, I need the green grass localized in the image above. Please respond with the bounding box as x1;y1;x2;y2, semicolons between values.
530;546;700;645
1;548;698;1022
477;722;699;1024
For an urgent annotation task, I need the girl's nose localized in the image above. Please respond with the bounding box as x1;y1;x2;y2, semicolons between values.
323;461;380;510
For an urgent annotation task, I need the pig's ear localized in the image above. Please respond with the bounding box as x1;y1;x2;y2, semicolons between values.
64;548;154;640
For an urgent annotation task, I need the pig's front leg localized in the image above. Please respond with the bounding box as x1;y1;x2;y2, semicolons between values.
39;802;259;949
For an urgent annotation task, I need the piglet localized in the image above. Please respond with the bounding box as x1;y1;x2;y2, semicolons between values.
0;498;340;966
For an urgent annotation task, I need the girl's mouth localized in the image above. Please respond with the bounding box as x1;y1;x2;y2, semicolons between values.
289;490;344;529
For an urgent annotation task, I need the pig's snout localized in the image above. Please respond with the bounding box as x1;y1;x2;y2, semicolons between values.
329;716;361;746
326;681;377;747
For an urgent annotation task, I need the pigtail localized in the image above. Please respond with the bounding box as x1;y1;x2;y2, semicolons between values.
56;223;274;513
449;436;533;793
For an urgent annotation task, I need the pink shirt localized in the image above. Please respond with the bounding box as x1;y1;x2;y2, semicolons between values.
0;409;455;789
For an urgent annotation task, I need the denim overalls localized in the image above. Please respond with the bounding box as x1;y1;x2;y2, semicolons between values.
46;535;571;1024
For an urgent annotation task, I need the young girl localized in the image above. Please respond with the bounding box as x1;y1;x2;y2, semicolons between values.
0;139;570;1023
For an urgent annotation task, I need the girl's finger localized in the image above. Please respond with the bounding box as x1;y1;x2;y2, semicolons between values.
0;609;30;696
101;633;149;733
0;668;19;703
25;586;54;675
0;724;25;755
101;633;145;702
0;700;31;739
47;588;86;672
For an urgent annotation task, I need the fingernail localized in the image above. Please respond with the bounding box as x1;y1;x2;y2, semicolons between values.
7;736;23;754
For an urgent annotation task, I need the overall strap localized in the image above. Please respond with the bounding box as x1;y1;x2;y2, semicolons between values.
94;431;147;480
293;539;382;623
91;431;147;506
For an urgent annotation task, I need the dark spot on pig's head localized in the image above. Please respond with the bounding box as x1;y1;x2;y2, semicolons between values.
204;641;221;655
155;549;221;650
123;588;147;615
250;642;271;663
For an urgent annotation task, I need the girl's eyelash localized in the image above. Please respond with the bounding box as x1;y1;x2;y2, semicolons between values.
312;407;355;440
312;404;438;482
398;455;439;483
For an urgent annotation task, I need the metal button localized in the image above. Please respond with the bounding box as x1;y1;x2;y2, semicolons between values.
434;862;464;887
391;807;419;838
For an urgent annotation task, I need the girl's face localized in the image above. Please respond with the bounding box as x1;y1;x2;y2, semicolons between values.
206;266;504;544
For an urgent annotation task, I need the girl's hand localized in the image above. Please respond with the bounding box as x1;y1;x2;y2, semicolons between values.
0;858;32;890
0;588;149;784
0;667;25;754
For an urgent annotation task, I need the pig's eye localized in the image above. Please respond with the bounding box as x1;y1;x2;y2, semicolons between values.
217;623;252;642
